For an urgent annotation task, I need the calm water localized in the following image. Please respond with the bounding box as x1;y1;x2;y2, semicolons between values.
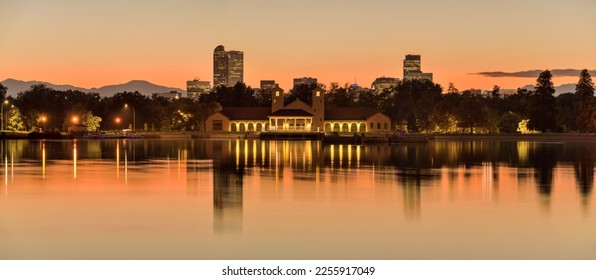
0;139;594;259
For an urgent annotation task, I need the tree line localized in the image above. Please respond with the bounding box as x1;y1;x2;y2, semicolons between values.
0;69;594;133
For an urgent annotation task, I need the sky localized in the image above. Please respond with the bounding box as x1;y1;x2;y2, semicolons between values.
1;0;595;91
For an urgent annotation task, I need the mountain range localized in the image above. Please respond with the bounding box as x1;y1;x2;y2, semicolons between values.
0;78;186;97
0;78;583;97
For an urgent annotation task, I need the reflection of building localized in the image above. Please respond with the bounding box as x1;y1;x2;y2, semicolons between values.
403;54;433;82
213;45;244;87
186;79;211;100
371;77;399;93
293;77;317;87
213;165;244;234
206;86;391;133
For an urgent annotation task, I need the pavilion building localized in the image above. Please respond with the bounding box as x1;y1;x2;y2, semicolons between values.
206;86;391;133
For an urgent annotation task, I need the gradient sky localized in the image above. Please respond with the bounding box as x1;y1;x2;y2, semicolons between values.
1;0;595;91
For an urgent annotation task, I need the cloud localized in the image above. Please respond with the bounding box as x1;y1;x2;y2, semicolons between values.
475;69;596;78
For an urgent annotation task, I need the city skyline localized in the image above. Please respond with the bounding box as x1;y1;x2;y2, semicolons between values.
1;0;595;91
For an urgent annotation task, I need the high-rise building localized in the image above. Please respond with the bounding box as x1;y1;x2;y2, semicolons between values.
403;54;433;82
213;45;244;87
260;80;278;91
371;77;399;93
293;77;318;88
187;79;211;100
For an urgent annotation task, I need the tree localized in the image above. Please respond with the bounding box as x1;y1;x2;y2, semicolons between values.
574;69;596;132
0;83;6;100
6;107;25;131
528;70;557;132
491;85;501;99
82;111;102;131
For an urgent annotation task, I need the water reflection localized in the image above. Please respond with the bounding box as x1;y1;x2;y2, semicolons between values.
1;139;595;259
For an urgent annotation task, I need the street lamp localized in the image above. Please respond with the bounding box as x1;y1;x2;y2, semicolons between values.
124;104;135;132
1;100;9;131
71;116;79;124
40;115;47;132
115;117;121;131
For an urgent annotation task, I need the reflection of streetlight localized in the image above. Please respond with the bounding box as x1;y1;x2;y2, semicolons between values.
40;115;47;132
124;104;135;132
1;100;9;131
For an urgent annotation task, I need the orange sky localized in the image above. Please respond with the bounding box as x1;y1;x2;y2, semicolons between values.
1;0;595;91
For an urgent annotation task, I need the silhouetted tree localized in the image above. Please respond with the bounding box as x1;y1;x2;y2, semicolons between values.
574;69;596;132
0;83;6;100
528;70;557;132
556;93;575;132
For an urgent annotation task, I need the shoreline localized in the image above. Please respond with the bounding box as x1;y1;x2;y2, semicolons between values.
1;131;594;142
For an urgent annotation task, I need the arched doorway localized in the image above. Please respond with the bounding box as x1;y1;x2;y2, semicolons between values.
350;123;357;132
333;123;340;132
359;123;366;132
231;123;237;132
248;123;254;131
239;123;246;132
256;123;263;132
325;123;331;132
341;123;349;132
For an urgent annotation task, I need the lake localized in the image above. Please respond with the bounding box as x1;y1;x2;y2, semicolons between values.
0;139;594;259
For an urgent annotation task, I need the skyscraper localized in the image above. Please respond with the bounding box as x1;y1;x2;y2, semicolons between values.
213;45;244;87
403;54;433;82
293;77;318;88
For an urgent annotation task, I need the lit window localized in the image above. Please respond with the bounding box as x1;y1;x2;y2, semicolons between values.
276;91;280;97
316;91;320;97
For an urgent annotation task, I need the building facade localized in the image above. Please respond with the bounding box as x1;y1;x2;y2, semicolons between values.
260;80;278;91
153;91;181;99
186;79;211;100
371;77;399;93
213;45;244;87
403;54;433;82
293;77;318;87
206;87;391;133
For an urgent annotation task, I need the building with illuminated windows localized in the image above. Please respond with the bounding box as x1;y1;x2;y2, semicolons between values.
371;77;399;93
206;86;391;133
213;45;244;87
186;79;211;100
403;54;433;82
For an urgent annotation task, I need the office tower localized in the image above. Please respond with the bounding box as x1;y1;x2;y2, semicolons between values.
403;54;433;82
187;79;211;100
213;45;244;87
293;77;318;88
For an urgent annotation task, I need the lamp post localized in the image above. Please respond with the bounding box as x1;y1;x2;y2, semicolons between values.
1;100;9;131
115;117;121;132
40;115;47;132
124;104;135;132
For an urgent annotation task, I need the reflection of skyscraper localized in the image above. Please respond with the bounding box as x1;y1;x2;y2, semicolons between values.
213;45;244;87
401;170;421;221
213;165;244;234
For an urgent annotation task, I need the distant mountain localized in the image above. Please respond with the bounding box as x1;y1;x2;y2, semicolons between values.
520;83;578;95
0;78;186;97
1;78;88;96
90;80;185;97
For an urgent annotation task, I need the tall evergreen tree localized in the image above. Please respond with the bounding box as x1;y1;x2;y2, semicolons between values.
528;70;557;132
0;83;6;100
574;69;596;132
